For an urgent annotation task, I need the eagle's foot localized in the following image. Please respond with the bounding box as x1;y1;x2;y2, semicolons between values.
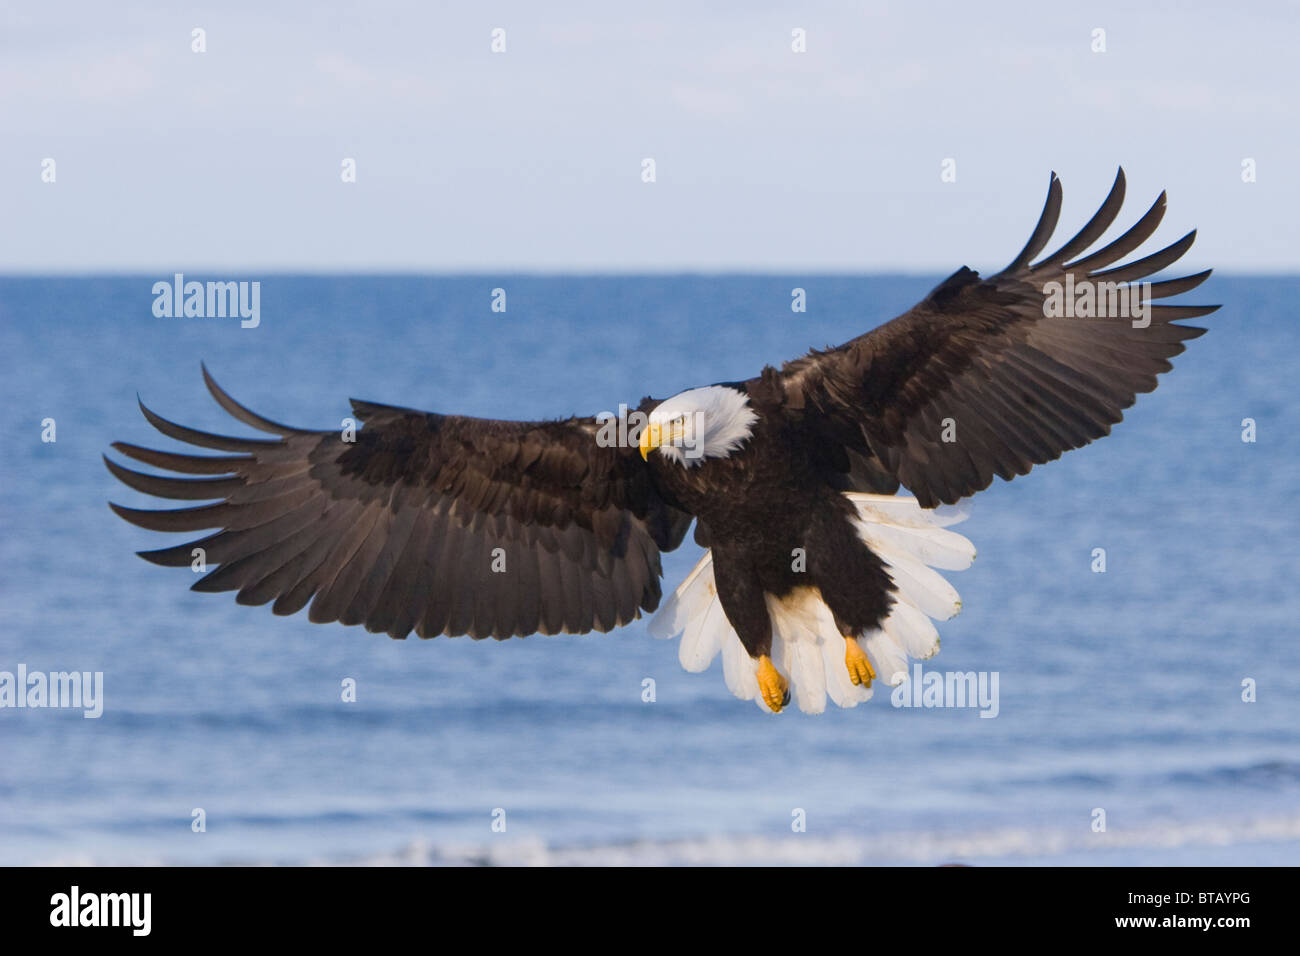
845;636;876;687
757;655;790;712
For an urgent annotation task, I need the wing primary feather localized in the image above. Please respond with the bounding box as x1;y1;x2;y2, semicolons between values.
138;397;282;451
109;442;249;474
1034;167;1126;268
1063;191;1167;273
201;363;310;436
1146;269;1213;299
104;456;243;500
1002;171;1062;272
1089;230;1198;284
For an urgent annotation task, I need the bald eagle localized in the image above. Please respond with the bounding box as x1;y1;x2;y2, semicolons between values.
108;169;1216;714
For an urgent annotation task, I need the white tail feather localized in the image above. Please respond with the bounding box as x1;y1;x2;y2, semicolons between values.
823;631;874;709
647;493;974;713
721;626;759;700
854;521;975;571
680;596;728;673
874;550;963;621
864;630;910;687
882;600;941;660
766;589;830;714
648;552;714;641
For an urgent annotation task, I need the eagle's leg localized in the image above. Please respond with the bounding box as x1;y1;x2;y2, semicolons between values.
805;518;893;691
844;636;876;687
711;550;790;712
756;655;790;712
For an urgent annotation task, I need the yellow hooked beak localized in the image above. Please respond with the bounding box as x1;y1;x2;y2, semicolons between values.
639;421;662;460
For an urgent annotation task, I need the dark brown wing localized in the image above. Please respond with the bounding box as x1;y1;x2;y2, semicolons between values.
107;366;693;639
778;168;1219;507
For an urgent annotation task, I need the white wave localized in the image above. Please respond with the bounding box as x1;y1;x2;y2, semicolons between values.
340;812;1300;866
30;811;1300;867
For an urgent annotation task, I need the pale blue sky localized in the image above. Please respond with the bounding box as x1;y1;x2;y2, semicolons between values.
2;1;1295;272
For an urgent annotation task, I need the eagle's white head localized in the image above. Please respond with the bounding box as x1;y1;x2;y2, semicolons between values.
639;385;758;468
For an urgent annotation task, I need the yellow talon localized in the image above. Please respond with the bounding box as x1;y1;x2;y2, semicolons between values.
845;637;876;687
757;655;789;713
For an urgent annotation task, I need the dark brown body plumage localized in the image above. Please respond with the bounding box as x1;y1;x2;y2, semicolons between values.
648;383;896;658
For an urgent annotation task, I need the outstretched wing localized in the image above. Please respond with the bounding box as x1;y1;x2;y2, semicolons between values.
778;168;1219;507
107;366;692;639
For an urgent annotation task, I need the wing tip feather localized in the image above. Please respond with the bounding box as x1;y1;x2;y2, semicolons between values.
202;363;303;436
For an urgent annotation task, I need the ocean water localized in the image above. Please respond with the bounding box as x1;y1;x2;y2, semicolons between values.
1;274;1297;866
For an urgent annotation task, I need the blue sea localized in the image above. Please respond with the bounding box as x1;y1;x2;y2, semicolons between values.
1;275;1297;866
